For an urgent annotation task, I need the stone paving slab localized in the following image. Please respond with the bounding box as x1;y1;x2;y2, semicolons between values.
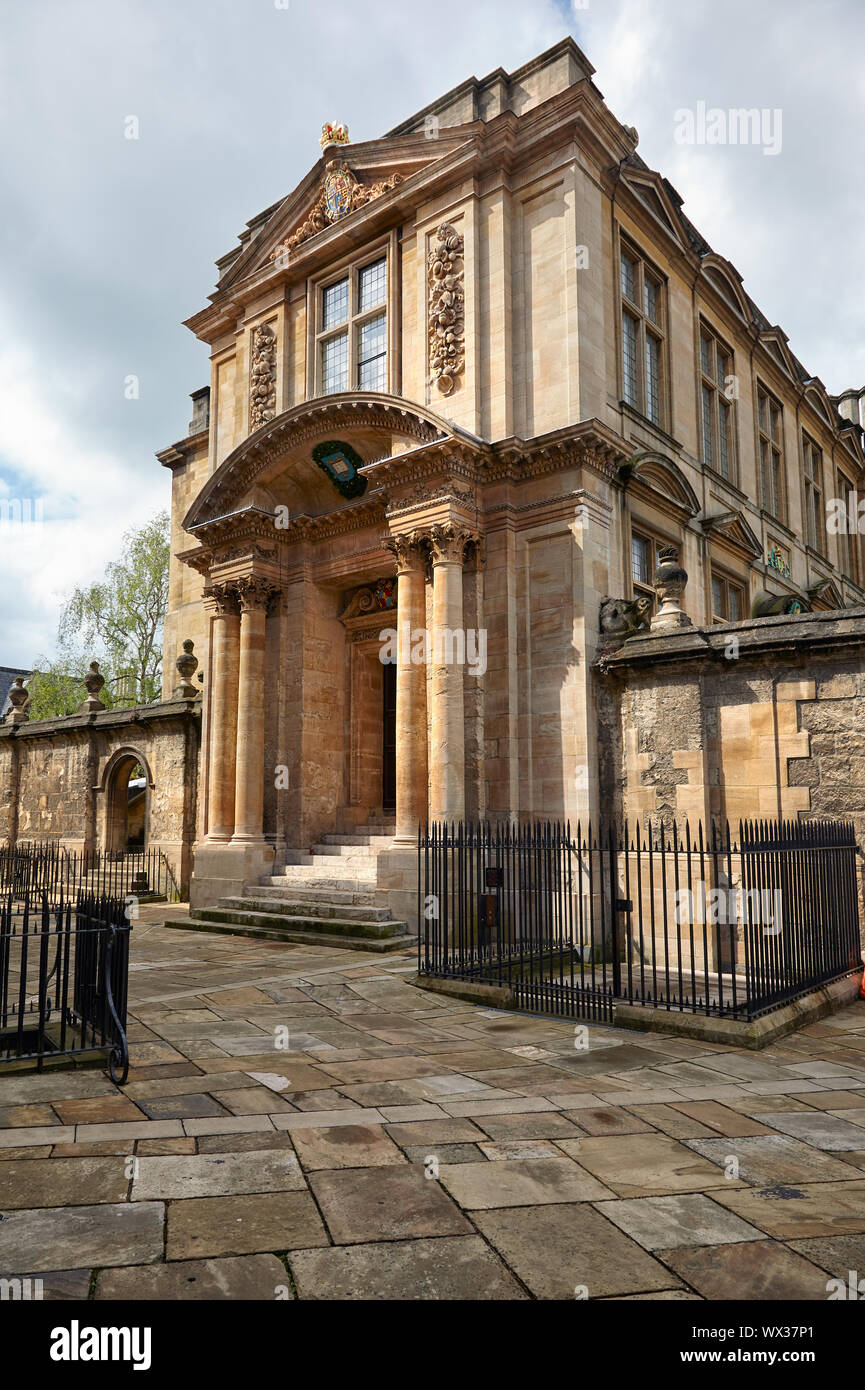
0;1157;130;1208
309;1166;473;1244
471;1204;683;1299
595;1194;764;1250
661;1240;832;1299
95;1255;290;1300
554;1133;745;1198
131;1150;305;1200
0;1202;165;1272
438;1158;614;1208
289;1236;526;1300
166;1191;328;1260
712;1179;865;1238
290;1124;406;1170
686;1135;864;1185
2;915;864;1301
751;1110;865;1151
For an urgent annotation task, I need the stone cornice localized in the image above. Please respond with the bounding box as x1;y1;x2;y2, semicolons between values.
599;606;865;674
0;700;200;742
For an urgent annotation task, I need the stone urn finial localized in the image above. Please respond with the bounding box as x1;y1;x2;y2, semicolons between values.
5;676;29;725
79;660;106;714
650;545;693;632
173;639;199;700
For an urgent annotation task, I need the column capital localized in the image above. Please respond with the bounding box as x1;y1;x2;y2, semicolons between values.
428;522;481;566
234;576;281;613
209;583;240;616
382;531;429;573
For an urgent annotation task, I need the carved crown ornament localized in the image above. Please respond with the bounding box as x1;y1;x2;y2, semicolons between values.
428;223;465;396
270;157;404;263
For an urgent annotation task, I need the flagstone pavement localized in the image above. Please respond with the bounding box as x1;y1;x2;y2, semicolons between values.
2;905;865;1301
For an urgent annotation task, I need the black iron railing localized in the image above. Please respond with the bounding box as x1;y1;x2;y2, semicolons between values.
418;818;863;1023
0;844;180;906
0;891;132;1082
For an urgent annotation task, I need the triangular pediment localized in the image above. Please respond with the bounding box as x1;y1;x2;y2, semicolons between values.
217;128;480;289
758;328;798;384
700;508;762;559
620;167;690;253
807;576;844;611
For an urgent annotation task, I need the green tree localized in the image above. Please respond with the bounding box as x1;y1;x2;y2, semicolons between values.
30;511;170;719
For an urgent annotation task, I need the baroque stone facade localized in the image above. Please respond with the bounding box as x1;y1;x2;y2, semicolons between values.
5;39;864;931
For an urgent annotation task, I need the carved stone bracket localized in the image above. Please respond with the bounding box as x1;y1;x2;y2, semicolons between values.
249;324;277;430
428;223;465;396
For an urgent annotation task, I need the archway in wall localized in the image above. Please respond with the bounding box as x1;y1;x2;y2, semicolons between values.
103;751;151;856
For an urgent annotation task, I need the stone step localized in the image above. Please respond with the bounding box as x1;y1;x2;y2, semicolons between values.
275;867;378;886
254;884;380;907
309;844;378;859
319;833;394;847
162;917;412;953
229;894;393;924
194;905;408;940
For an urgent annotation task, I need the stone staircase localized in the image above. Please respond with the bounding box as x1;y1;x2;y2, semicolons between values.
163;821;413;953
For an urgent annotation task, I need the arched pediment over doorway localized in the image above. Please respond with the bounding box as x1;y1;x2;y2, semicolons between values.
183;392;482;534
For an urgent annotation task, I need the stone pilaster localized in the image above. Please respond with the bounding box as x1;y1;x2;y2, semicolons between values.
384;533;429;842
232;578;278;843
206;585;240;842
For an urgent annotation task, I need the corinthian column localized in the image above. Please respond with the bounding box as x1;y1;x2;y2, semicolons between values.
384;534;429;843
428;524;477;824
207;586;240;842
232;578;277;843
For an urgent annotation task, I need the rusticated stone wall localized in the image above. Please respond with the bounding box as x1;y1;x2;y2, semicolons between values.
597;606;865;846
0;701;200;893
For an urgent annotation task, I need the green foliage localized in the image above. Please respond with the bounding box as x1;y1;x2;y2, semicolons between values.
25;655;82;721
31;511;171;717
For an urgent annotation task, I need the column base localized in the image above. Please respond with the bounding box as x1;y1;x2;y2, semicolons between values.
189;841;275;910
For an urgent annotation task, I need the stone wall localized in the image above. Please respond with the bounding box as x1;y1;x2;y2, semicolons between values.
597;606;865;844
0;701;200;893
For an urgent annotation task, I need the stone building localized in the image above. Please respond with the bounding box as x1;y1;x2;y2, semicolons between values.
3;37;865;930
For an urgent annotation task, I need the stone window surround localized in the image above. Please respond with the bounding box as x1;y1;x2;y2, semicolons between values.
306;230;400;400
617;229;669;431
755;378;787;526
802;429;827;559
625;511;680;608
709;563;746;624
698;316;738;486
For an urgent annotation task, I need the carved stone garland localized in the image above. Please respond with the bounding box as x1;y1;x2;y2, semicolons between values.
428;223;465;396
249;324;277;430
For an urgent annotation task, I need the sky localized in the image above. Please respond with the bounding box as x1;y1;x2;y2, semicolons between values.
1;0;863;668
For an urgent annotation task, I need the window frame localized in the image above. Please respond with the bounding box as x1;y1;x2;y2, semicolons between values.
628;523;675;610
836;469;861;585
618;237;668;429
756;382;786;523
313;246;390;397
699;321;737;483
802;432;826;556
710;568;746;624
